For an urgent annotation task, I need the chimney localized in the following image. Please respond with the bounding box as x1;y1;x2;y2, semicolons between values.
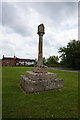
14;56;16;59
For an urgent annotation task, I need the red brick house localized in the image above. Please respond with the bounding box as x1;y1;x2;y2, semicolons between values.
2;56;35;66
0;61;2;66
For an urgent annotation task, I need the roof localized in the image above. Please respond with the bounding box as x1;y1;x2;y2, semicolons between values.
2;57;35;62
16;58;35;62
2;57;14;60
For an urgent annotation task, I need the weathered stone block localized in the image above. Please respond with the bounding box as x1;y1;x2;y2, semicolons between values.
26;71;56;81
20;71;63;93
33;65;48;73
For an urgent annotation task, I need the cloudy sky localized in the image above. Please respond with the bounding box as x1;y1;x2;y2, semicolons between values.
0;2;78;59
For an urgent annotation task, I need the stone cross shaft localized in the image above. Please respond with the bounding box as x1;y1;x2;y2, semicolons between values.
37;24;45;66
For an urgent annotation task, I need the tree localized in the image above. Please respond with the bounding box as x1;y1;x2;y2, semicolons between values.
34;57;46;66
47;55;59;66
59;40;80;69
42;57;46;65
34;58;37;66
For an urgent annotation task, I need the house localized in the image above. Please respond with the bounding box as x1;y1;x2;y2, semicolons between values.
0;60;2;66
2;56;35;66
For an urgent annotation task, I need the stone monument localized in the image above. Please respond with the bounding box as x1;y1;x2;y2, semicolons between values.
20;24;63;93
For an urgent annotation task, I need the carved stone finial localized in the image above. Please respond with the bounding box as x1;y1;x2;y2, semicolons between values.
37;24;45;35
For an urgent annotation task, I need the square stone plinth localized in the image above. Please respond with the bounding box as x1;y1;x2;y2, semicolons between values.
20;71;63;93
26;71;56;81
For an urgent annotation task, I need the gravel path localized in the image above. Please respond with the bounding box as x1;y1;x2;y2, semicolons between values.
49;68;79;73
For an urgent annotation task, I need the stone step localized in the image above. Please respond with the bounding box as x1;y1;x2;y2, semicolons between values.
25;71;56;81
20;75;63;93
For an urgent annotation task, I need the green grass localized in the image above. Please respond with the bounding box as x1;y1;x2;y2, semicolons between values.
51;66;78;70
0;66;2;119
2;67;78;118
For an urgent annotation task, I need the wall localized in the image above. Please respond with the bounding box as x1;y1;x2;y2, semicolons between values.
2;59;16;66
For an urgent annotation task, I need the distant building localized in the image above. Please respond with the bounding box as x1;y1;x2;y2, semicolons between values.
2;56;35;66
0;60;2;66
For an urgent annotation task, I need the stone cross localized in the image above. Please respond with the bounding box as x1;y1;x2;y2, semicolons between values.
20;24;63;93
37;24;45;66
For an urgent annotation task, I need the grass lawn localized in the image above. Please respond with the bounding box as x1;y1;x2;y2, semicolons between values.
2;67;78;119
51;66;78;71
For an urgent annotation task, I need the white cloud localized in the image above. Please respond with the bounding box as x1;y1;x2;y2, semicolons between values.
0;2;78;60
0;25;38;59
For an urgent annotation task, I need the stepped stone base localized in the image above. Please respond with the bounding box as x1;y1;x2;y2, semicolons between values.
33;65;48;73
20;71;63;93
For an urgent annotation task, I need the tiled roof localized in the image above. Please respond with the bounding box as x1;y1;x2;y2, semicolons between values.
2;57;35;62
2;57;14;60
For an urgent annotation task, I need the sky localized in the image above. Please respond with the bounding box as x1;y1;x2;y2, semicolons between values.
0;2;78;59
